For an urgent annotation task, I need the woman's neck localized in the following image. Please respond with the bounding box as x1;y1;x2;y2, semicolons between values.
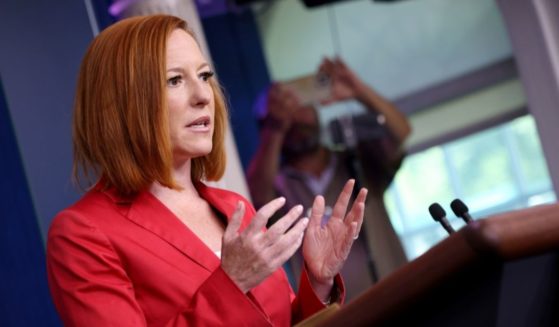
149;158;198;200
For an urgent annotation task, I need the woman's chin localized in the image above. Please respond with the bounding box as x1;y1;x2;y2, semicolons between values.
174;146;213;160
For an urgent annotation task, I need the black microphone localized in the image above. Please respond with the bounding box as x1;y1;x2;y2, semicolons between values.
450;199;474;224
428;203;455;235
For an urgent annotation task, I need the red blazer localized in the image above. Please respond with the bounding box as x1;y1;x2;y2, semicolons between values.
47;182;344;326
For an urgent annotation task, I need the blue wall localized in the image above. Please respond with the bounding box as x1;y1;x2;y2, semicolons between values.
201;9;270;169
0;80;61;326
0;1;267;325
0;0;93;240
0;0;101;325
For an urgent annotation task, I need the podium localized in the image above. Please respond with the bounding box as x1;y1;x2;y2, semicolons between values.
317;203;559;327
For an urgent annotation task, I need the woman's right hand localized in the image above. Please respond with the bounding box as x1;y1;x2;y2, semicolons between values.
221;198;309;293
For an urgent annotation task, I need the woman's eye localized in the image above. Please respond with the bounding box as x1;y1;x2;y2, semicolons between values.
200;71;215;82
167;75;182;86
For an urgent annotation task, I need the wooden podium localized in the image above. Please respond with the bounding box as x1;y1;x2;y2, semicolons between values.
315;203;559;327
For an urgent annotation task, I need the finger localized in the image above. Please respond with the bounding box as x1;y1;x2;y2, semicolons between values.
276;86;300;110
243;197;286;236
309;195;325;229
283;92;302;113
346;202;365;239
341;221;359;257
345;188;367;223
268;217;309;265
283;216;309;242
318;58;327;71
319;57;334;73
270;84;292;105
281;87;297;99
327;57;342;76
224;201;245;241
272;231;306;270
264;204;304;244
331;179;355;221
334;57;344;67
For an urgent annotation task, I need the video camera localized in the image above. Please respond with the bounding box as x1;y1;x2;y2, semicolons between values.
329;112;386;150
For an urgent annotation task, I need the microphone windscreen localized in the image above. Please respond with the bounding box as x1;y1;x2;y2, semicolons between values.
428;203;446;222
450;199;469;217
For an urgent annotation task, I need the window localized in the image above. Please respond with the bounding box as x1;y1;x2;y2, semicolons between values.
385;115;555;260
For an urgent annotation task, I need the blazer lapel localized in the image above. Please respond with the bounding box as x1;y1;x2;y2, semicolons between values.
125;190;220;273
197;182;253;230
196;183;234;221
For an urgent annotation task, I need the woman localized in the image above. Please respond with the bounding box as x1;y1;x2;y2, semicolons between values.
47;15;367;326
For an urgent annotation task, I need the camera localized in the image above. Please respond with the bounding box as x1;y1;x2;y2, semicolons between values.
329;112;386;150
282;72;332;106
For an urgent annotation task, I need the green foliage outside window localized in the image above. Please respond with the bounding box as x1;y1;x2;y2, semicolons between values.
385;115;555;259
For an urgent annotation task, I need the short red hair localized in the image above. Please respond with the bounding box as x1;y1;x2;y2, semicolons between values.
73;15;228;196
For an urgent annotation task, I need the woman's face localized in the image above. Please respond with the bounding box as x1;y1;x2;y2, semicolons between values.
166;29;215;163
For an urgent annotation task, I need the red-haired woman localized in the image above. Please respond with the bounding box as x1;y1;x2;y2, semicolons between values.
47;14;366;327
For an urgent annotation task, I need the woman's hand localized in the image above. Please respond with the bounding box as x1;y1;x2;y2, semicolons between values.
221;198;309;293
302;179;367;299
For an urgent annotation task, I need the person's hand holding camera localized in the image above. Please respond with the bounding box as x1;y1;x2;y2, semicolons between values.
319;57;368;105
263;83;303;134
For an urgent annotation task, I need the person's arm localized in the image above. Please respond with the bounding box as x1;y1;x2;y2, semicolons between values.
320;57;412;143
354;84;411;144
321;57;410;192
246;84;302;210
246;124;286;210
47;211;274;327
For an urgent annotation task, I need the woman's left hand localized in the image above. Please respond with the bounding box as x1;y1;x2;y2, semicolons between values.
302;179;367;299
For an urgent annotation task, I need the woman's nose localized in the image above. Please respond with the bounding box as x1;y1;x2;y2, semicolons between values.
190;80;212;108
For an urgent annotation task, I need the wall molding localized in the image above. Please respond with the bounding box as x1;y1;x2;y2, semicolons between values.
395;57;518;115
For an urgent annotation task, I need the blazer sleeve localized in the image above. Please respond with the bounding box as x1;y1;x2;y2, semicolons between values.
47;211;274;327
290;268;346;324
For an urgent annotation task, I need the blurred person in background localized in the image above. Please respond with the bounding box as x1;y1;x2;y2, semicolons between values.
247;57;411;300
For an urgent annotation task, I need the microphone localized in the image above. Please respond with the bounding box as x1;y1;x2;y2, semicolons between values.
428;203;455;235
450;199;474;224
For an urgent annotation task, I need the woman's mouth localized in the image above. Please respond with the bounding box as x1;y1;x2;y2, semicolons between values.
186;116;211;130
